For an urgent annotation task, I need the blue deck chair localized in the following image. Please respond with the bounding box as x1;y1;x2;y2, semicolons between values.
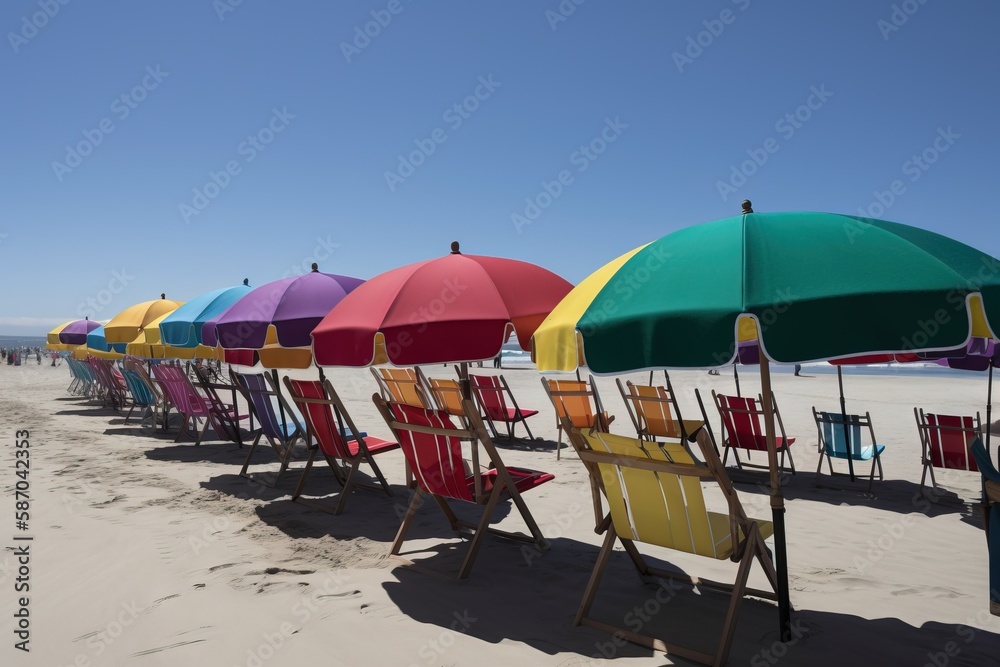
813;408;885;492
121;368;159;427
970;439;1000;616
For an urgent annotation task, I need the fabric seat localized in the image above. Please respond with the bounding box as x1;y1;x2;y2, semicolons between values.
374;395;552;579
284;377;398;515
813;409;884;491
915;408;981;496
542;375;614;459
568;425;779;667
470;373;538;440
713;391;796;474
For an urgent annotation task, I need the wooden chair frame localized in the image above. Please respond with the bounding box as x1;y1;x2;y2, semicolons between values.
812;408;884;492
232;369;306;487
541;374;614;460
568;423;779;667
616;376;703;443
469;373;538;441
712;390;796;474
373;394;551;579
914;408;982;496
284;376;398;515
192;363;247;446
371;366;432;408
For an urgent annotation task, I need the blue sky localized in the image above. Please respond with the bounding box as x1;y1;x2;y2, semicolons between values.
2;1;997;335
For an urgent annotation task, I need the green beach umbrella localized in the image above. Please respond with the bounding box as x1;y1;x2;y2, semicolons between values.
533;203;1000;641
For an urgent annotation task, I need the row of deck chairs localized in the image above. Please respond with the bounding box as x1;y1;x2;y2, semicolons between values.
541;372;987;497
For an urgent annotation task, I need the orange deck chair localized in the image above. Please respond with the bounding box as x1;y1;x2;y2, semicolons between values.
542;375;615;459
617;375;703;443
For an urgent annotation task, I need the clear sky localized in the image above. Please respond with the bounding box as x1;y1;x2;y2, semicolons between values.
2;1;998;335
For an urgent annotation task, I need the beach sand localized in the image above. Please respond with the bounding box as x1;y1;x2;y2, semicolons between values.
3;361;1000;666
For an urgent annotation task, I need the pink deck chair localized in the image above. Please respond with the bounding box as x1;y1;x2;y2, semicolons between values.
151;363;219;445
373;395;553;578
914;408;982;494
713;391;796;474
470;374;538;440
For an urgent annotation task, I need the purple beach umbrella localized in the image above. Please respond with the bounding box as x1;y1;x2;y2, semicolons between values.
58;317;102;346
205;264;364;350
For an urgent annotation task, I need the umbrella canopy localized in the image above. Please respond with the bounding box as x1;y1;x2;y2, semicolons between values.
205;265;363;350
534;211;1000;372
160;280;253;348
46;321;77;351
71;324;125;360
103;295;183;345
57;318;102;346
312;242;573;367
126;311;223;360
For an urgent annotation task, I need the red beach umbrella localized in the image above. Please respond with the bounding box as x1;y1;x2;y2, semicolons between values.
311;242;573;367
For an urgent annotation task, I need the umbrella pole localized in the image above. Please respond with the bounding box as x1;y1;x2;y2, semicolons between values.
988;364;994;455
759;351;791;642
838;366;856;482
734;363;741;396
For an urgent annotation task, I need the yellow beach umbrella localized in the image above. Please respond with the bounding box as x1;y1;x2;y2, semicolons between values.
104;295;183;344
126;311;224;360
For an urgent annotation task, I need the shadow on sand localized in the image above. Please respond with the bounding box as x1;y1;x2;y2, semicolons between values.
382;535;1000;666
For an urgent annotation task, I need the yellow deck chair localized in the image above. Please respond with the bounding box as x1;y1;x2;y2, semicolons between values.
617;377;704;442
542;375;614;459
572;426;779;667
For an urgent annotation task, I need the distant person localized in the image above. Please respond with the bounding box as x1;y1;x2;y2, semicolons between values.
794;364;802;376
36;351;41;364
494;353;502;368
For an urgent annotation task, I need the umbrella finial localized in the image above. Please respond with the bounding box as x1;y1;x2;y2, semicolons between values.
450;241;461;254
243;278;249;285
311;263;319;272
741;199;754;214
160;293;166;299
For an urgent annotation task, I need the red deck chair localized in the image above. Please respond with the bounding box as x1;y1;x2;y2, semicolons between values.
373;394;553;579
89;358;128;410
914;408;981;495
470;374;538;440
284;377;399;515
712;391;796;474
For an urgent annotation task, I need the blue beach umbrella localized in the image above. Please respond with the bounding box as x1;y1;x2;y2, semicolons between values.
160;280;252;348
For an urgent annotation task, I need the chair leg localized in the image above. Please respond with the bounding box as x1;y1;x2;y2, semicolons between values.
390;488;424;556
365;454;393;497
620;537;650;577
575;525;617;625
556;422;563;460
458;485;504;579
240;432;265;479
715;525;761;667
522;417;535;441
291;447;318;501
333;461;361;515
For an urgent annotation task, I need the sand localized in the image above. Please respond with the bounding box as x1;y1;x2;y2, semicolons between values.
3;361;1000;666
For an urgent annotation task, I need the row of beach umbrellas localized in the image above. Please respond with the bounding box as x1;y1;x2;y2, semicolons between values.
46;207;1000;640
